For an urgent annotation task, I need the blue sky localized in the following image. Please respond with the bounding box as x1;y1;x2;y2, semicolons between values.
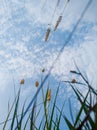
0;0;97;129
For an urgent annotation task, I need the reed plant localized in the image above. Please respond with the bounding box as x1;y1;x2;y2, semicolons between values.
1;67;97;130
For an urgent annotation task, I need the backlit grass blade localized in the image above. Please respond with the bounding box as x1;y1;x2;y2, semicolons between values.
23;114;30;130
30;100;37;130
69;99;74;125
74;90;89;128
49;86;59;129
56;101;65;130
3;89;20;130
16;102;26;130
63;115;74;130
10;89;20;130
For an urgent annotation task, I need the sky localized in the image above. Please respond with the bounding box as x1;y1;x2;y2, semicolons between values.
0;0;97;129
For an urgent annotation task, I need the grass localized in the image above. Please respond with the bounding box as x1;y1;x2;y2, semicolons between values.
1;67;97;130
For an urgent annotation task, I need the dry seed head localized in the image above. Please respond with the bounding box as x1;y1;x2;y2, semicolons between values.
71;79;76;83
54;22;59;31
20;79;25;84
35;81;39;87
45;28;50;41
42;68;45;73
47;89;51;101
54;16;62;31
58;16;62;22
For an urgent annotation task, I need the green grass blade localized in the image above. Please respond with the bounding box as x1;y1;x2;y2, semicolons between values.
17;101;26;130
68;99;74;125
63;115;74;130
49;86;59;129
10;89;20;130
56;101;65;130
3;89;20;130
74;89;89;127
30;100;37;130
23;114;30;130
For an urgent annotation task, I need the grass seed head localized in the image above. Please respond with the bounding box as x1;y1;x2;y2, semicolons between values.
35;81;39;87
42;68;45;73
58;16;62;22
20;79;25;84
45;28;51;41
54;16;62;31
71;78;76;83
47;89;51;101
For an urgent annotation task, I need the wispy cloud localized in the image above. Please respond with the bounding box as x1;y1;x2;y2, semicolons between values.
0;0;97;116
